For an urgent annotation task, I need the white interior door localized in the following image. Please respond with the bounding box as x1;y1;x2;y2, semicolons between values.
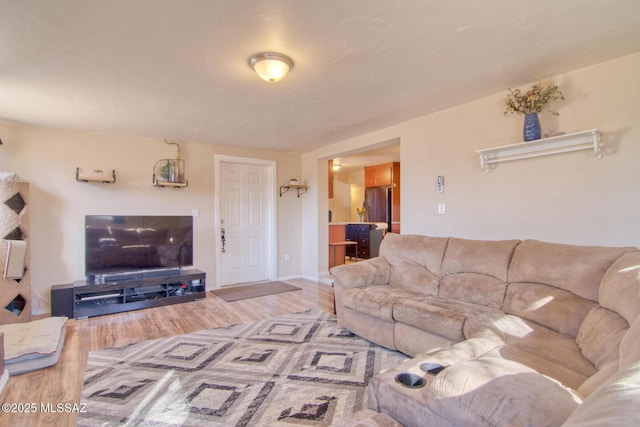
217;158;274;287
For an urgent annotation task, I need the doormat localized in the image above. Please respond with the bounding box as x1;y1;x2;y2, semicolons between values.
78;309;407;426
212;281;301;302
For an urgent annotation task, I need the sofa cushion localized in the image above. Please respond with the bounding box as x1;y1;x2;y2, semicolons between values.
577;360;618;397
0;316;68;375
344;309;397;351
562;360;640;427
439;273;507;310
508;239;632;302
576;307;629;370
428;357;581;427
466;313;596;387
619;314;640;370
393;296;501;342
497;316;595;376
393;322;456;356
425;336;505;365
438;238;518;309
503;282;597;337
598;251;640;324
442;237;519;282
342;285;423;322
380;234;448;294
489;345;591;390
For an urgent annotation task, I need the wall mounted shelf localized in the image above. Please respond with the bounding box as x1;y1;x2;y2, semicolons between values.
476;129;602;172
154;180;188;188
280;184;308;197
153;159;188;188
76;168;116;183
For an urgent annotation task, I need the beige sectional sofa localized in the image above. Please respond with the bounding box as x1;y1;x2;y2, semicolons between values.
331;234;640;426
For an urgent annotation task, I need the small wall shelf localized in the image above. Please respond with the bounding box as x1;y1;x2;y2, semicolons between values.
154;181;188;188
153;159;188;188
476;129;602;172
280;184;308;197
76;168;116;183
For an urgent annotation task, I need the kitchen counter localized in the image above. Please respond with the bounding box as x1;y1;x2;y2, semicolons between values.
328;224;348;269
329;221;388;230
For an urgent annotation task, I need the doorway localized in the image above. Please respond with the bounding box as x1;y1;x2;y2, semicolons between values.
325;140;400;274
214;155;276;288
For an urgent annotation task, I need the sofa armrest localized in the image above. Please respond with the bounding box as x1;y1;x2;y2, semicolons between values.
330;256;390;292
330;257;390;325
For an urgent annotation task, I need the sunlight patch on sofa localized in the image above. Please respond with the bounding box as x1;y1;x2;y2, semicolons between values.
490;315;534;338
523;296;554;311
619;264;640;276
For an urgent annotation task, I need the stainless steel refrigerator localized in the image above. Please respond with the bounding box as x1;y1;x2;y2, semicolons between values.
363;187;392;231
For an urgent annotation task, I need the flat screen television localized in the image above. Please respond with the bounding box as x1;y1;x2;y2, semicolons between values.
85;215;193;280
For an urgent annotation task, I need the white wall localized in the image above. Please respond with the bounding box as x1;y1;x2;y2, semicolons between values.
4;51;639;308
349;169;365;222
327;169;366;223
328;170;352;222
0;123;302;314
302;52;640;278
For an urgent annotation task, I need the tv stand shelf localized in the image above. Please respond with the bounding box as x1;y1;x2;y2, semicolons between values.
51;269;206;319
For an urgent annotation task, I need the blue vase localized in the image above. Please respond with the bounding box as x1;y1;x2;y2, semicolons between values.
523;113;541;142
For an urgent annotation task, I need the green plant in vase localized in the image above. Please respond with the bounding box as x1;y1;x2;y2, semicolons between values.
504;83;564;141
158;160;177;182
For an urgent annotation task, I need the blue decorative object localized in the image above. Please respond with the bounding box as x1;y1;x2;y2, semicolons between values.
523;113;541;142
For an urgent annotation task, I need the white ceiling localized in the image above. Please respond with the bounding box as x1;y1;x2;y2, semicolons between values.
1;1;639;152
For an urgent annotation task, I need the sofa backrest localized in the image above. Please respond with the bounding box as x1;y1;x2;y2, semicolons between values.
378;233;640;399
574;251;640;396
562;359;640;427
439;237;520;309
379;234;637;341
379;233;448;295
504;240;633;337
598;251;640;368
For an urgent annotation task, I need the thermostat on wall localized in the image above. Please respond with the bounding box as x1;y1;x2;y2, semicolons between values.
436;176;444;193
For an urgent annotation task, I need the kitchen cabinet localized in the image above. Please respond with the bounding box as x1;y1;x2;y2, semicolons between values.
364;163;393;187
346;223;383;259
364;162;400;233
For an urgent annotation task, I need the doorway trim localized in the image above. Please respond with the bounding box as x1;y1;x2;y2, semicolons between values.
213;154;277;289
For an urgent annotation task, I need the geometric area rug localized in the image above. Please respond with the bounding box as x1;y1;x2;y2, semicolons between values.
77;309;407;426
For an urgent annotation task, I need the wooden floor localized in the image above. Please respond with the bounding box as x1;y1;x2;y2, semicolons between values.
0;278;334;427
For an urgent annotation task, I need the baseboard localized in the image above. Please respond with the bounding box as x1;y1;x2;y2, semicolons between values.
276;275;301;281
317;273;333;285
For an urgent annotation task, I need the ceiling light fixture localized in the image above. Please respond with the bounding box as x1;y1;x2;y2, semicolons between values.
248;52;294;82
332;163;341;171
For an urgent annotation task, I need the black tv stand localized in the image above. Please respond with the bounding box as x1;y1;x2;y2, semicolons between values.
89;267;184;284
51;269;206;319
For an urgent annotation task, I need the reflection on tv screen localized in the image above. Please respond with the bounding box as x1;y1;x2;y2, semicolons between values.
85;215;193;276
